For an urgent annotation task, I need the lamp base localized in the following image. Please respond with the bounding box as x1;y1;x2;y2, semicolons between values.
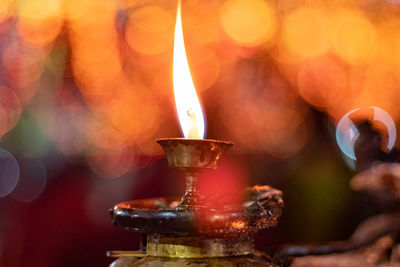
110;253;278;267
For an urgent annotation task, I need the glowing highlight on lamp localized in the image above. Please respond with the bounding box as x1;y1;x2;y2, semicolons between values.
173;0;205;139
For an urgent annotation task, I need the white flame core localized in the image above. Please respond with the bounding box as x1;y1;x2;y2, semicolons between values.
173;1;205;139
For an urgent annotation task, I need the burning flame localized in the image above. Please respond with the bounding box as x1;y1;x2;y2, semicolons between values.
173;0;205;139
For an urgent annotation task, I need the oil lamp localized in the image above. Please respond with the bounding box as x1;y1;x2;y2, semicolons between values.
108;1;284;266
157;1;232;211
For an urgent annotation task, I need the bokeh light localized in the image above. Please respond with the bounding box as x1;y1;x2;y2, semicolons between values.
183;2;220;45
10;157;47;202
63;0;93;21
281;7;330;61
3;43;44;103
0;0;15;30
297;56;347;109
330;8;378;65
125;5;174;55
87;146;135;179
0;85;22;138
18;0;63;47
220;0;275;46
336;106;397;161
0;0;396;176
0;147;20;197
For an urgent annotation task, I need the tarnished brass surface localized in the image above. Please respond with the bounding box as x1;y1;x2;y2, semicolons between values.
146;234;254;258
110;186;283;237
110;252;278;267
157;138;233;210
156;138;233;170
107;251;146;258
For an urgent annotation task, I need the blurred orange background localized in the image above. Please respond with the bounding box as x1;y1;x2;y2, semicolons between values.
0;0;399;266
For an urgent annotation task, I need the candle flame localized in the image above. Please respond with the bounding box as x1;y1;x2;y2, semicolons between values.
173;0;205;139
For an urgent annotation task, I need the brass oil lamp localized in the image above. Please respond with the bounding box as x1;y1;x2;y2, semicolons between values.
108;1;284;265
108;137;283;266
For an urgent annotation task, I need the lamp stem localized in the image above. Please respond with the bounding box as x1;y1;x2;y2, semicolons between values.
177;171;199;211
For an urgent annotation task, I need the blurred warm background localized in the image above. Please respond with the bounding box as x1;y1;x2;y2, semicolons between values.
0;0;399;266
